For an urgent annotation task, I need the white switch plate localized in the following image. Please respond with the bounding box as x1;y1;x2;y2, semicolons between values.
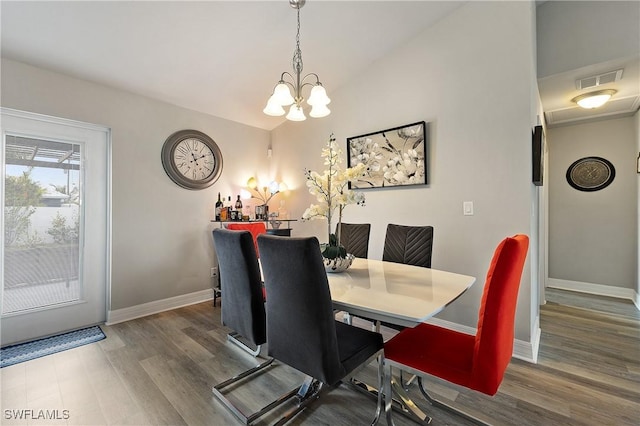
463;201;474;216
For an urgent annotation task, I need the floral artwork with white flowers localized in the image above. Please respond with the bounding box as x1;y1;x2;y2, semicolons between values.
347;121;426;189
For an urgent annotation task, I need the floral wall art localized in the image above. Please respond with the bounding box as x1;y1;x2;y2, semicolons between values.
347;121;427;189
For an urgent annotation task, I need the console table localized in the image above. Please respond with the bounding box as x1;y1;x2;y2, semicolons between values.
211;219;297;236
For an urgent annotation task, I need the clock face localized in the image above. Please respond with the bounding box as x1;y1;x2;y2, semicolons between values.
173;138;216;181
566;156;615;192
161;130;223;190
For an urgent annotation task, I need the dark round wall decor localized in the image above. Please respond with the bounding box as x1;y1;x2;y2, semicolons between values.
566;156;615;192
161;129;223;190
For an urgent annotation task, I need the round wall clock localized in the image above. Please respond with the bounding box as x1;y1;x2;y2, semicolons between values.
566;156;615;192
161;129;223;190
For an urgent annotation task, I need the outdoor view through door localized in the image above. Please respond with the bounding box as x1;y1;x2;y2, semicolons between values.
4;135;82;314
1;109;109;346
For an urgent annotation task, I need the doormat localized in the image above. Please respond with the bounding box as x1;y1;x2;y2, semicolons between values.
1;326;105;368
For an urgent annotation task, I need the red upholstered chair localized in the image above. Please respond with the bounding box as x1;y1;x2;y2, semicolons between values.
383;234;529;424
226;222;267;256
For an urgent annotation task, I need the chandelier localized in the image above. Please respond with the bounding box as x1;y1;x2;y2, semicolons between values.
263;0;330;121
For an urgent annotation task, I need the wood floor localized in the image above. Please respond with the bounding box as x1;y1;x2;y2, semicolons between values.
1;289;638;425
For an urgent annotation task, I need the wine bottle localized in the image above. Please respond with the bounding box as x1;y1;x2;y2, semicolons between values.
235;195;243;221
215;192;223;221
220;196;228;221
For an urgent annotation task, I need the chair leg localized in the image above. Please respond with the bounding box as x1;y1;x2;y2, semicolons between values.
272;376;324;426
384;362;395;426
370;355;388;426
212;357;300;425
390;373;432;424
227;331;261;357
399;371;418;391
213;287;220;307
349;358;429;425
417;377;491;426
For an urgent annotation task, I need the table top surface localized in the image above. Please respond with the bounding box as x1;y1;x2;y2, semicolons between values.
326;258;476;327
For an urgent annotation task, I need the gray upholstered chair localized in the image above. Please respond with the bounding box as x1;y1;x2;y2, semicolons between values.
211;229;298;424
212;228;265;356
337;222;371;258
383;223;434;268
257;234;386;425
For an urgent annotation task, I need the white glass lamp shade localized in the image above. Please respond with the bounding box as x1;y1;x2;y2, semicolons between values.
269;181;280;194
263;96;286;116
286;104;307;121
309;103;331;118
278;182;288;192
572;89;617;109
273;83;295;106
307;84;331;106
576;94;611;109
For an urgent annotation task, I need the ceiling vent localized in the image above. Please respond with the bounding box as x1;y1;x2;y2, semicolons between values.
576;69;623;90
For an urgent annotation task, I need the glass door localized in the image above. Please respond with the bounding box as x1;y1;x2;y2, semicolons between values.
1;109;110;346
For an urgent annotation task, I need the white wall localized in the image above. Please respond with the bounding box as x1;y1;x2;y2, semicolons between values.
1;58;271;312
548;117;637;292
636;110;640;308
273;1;538;346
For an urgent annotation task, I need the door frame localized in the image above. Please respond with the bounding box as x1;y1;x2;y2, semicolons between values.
1;107;111;345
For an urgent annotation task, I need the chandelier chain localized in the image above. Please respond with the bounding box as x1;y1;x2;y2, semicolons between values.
292;7;303;75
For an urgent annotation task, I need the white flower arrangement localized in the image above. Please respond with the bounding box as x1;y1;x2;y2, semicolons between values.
302;134;366;259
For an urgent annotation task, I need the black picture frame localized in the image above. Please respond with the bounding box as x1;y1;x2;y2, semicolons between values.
532;125;544;186
347;121;427;189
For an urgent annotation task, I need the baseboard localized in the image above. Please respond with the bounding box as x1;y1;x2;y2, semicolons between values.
106;289;214;325
547;278;637;304
427;317;539;364
516;314;541;364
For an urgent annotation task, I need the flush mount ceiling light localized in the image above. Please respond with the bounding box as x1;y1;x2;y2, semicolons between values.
571;89;617;109
263;0;330;121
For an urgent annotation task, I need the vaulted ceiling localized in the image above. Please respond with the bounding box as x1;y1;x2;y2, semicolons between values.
0;1;464;131
2;1;638;131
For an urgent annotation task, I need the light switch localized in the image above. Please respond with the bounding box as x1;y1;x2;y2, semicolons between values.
463;201;474;216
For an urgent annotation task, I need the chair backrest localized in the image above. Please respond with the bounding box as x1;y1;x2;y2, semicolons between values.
257;234;346;386
212;228;266;346
336;222;371;258
382;224;434;268
471;234;529;395
226;222;267;256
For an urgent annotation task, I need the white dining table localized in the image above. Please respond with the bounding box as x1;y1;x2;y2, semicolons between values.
326;258;477;425
326;258;476;327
